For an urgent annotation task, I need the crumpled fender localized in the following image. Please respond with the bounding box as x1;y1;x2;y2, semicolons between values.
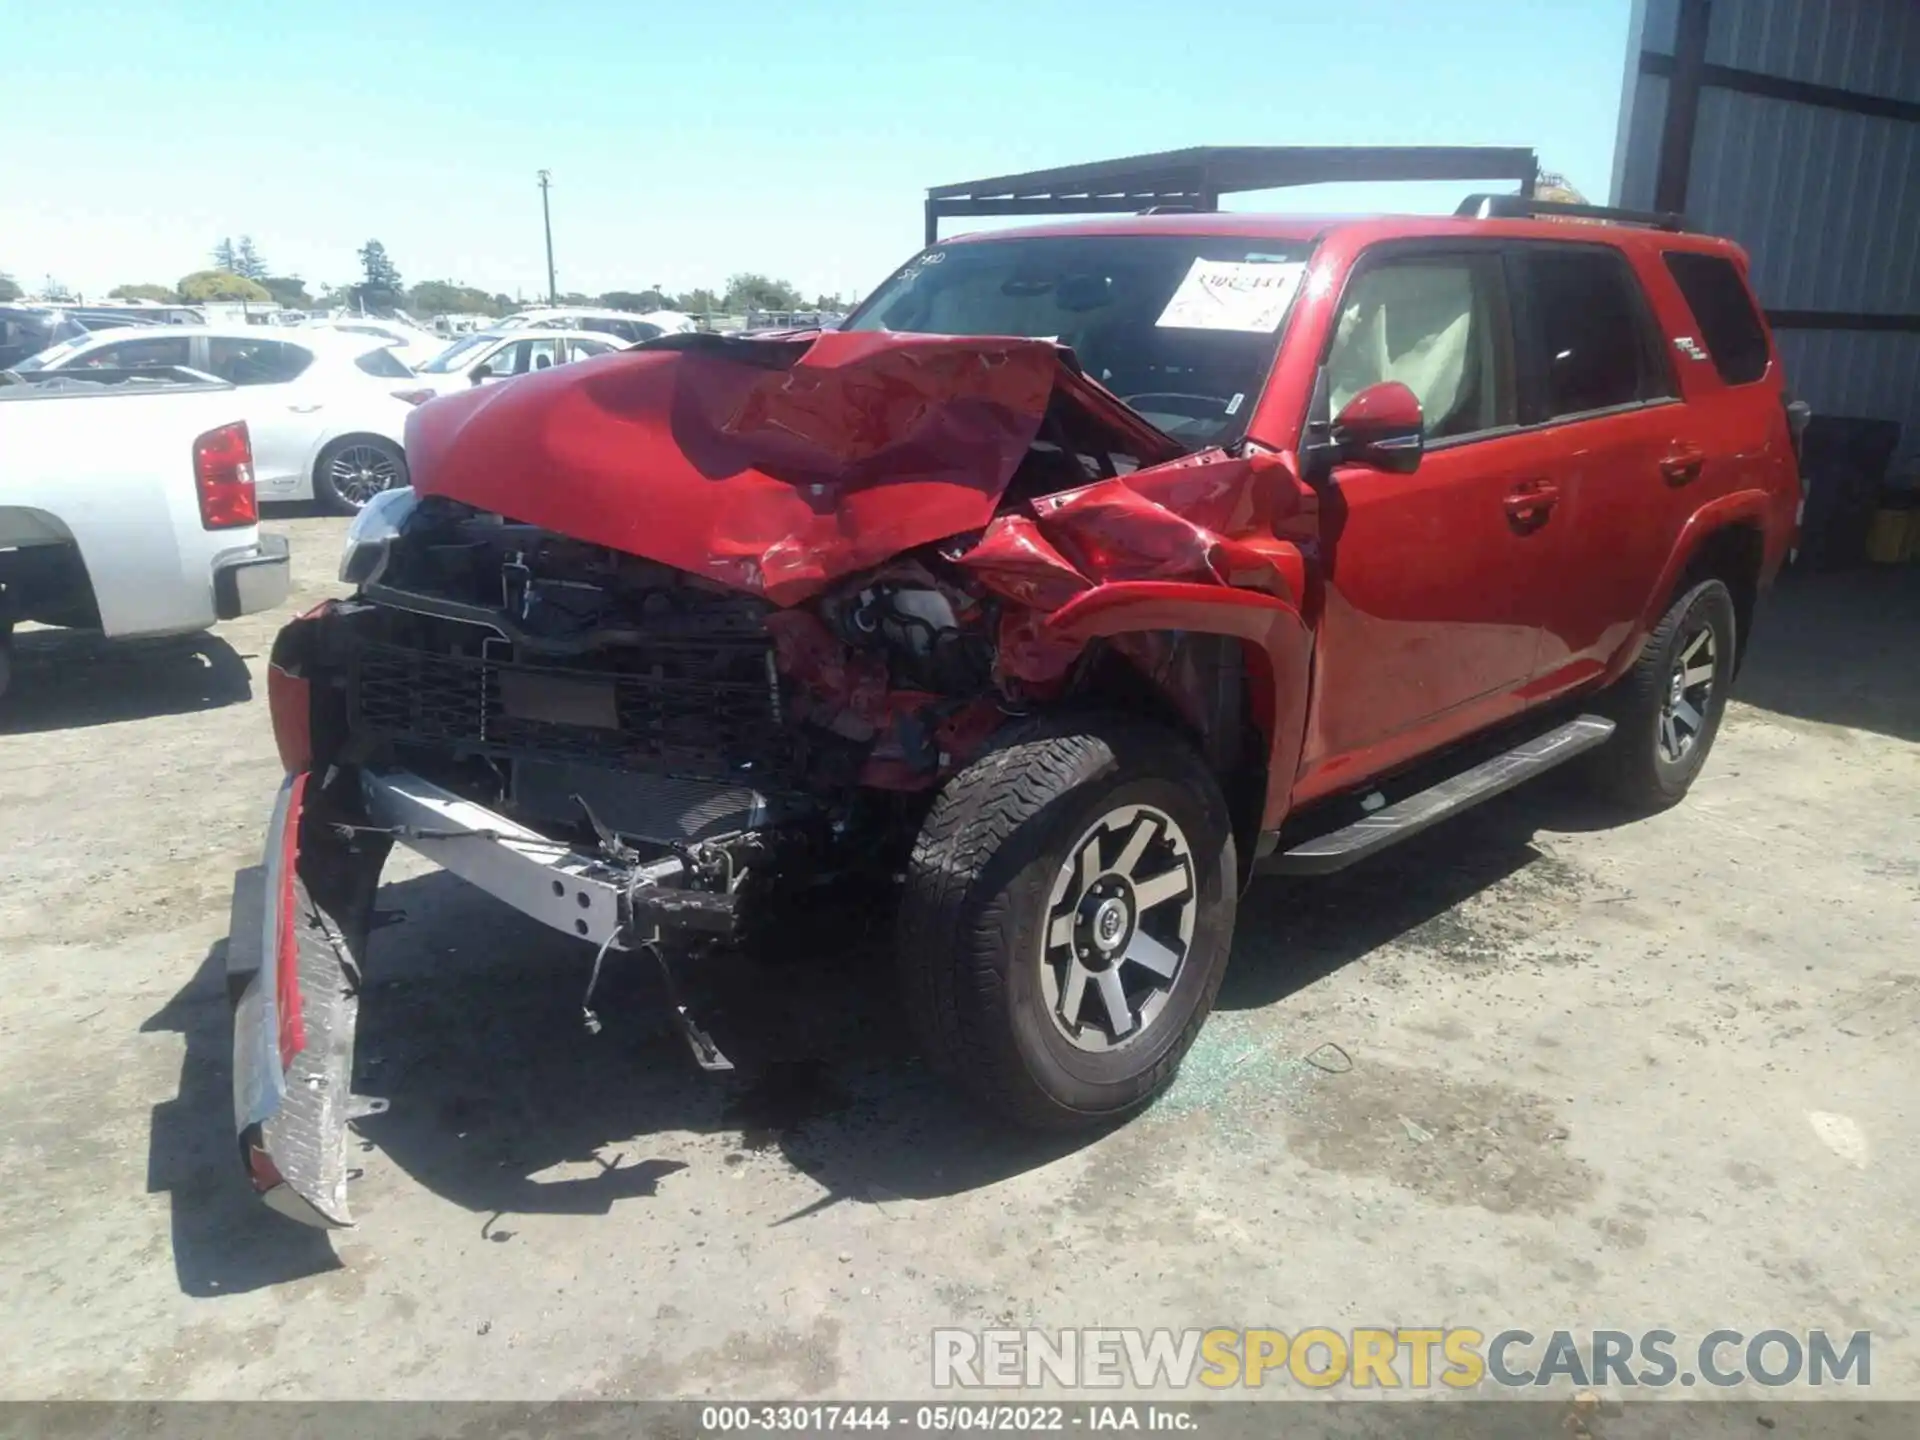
407;331;1180;606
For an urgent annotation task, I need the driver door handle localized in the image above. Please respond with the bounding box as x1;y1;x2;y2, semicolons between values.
1504;478;1560;531
1660;446;1705;485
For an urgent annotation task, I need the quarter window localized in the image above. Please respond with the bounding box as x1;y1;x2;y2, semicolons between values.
1327;253;1514;441
1516;248;1671;419
354;347;415;378
1663;251;1770;385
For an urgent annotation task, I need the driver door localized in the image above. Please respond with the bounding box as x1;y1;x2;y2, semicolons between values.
1295;244;1559;796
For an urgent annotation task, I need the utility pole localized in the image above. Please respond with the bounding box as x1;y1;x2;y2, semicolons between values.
537;169;557;304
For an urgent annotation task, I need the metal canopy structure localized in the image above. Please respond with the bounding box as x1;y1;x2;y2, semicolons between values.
925;145;1539;244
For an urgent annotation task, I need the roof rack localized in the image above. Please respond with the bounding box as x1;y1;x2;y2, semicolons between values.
1456;193;1685;231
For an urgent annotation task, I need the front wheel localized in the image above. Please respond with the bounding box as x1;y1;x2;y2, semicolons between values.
897;717;1237;1130
314;437;408;516
1590;577;1737;810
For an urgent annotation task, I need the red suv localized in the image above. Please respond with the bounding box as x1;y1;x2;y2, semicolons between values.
237;195;1799;1225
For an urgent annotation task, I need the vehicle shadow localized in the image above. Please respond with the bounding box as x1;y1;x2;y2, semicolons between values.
1734;565;1920;743
142;940;345;1297
0;630;254;735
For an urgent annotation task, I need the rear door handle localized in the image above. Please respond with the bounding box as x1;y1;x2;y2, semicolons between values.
1660;446;1705;485
1504;479;1560;531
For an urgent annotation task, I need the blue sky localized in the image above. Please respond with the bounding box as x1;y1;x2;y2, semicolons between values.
3;0;1634;304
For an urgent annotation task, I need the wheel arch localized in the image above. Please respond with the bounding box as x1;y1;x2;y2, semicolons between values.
1628;491;1773;684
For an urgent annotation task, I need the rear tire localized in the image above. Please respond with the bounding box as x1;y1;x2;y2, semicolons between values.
313;437;408;516
1590;578;1737;810
897;716;1237;1130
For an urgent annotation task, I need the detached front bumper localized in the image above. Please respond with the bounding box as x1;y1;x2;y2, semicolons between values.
213;533;291;620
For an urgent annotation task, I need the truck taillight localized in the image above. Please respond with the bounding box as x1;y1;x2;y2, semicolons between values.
194;421;258;529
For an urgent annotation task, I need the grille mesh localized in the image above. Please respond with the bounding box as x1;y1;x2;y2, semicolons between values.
352;639;796;785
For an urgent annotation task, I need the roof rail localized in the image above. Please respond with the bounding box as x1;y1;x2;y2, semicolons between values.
1456;193;1685;231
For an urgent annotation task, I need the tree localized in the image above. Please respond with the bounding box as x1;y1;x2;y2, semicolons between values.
355;240;404;313
674;287;722;315
109;283;181;303
812;292;850;313
260;275;313;309
557;290;592;306
723;273;805;312
406;280;503;317
0;272;22;302
212;237;238;272
177;269;272;303
234;236;268;281
599;289;667;312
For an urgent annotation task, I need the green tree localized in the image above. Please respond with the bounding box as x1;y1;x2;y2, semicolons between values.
109;283;182;303
674;287;722;315
212;237;238;271
260;276;312;309
177;269;272;303
234;236;268;281
407;280;503;317
0;272;23;302
599;289;667;312
355;240;403;312
812;293;849;313
723;273;805;312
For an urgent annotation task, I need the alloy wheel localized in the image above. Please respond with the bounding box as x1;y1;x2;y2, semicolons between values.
328;445;401;509
1659;622;1717;763
1039;803;1196;1052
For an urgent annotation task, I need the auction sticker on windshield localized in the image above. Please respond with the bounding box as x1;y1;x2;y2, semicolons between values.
1156;259;1305;333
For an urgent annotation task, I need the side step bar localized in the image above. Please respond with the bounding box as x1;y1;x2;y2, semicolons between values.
1261;714;1616;876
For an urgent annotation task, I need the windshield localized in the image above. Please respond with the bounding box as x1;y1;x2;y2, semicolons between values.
417;333;496;373
843;233;1312;448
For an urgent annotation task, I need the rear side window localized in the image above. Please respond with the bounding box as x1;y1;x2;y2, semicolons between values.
77;335;192;370
207;337;312;385
1515;248;1673;420
1663;252;1769;384
354;347;414;378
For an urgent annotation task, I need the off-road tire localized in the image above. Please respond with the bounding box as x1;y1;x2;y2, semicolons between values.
1591;578;1737;810
896;715;1237;1130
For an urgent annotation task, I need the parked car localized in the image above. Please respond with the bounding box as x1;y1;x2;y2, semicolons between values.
496;306;683;343
11;324;417;513
404;327;625;397
235;195;1801;1226
0;368;289;699
305;316;448;371
0;305;87;369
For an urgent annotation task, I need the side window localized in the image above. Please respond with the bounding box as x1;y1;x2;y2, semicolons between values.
527;338;560;371
567;338;613;361
1663;251;1770;385
1516;248;1672;420
480;341;526;376
207;338;312;385
1326;252;1514;441
78;335;192;369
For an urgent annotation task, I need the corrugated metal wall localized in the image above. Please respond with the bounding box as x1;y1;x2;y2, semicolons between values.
1613;0;1920;453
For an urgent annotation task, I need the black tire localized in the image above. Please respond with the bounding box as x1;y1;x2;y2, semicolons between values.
313;436;408;516
897;715;1237;1130
1590;578;1737;810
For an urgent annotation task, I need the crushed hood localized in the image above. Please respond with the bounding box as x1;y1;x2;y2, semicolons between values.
406;330;1184;605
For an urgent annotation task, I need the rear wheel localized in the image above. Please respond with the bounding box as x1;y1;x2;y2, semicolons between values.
1591;578;1736;809
314;437;408;515
897;716;1237;1130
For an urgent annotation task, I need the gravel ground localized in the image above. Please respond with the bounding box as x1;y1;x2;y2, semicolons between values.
0;512;1913;1403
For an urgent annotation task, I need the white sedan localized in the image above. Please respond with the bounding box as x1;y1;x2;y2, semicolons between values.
405;327;626;398
14;325;420;513
306;316;449;371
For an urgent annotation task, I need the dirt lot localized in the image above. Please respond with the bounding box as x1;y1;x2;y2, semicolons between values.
0;512;1914;1401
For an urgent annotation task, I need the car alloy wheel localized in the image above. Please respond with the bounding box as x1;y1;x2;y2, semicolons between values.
327;444;402;508
1039;803;1196;1052
1658;622;1716;764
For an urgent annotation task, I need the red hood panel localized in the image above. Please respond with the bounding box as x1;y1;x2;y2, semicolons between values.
407;331;1179;605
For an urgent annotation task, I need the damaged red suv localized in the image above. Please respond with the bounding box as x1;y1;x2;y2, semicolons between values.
236;196;1801;1225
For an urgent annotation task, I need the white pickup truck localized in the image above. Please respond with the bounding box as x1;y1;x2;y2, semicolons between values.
0;369;291;697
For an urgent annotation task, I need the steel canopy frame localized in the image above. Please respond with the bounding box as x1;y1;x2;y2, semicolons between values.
925;145;1540;245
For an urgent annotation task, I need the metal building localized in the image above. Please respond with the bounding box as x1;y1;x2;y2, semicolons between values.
1612;0;1920;448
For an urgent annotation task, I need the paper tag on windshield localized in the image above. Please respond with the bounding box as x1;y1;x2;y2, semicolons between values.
1155;259;1304;333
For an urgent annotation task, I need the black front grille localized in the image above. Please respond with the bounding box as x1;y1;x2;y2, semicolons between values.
351;638;797;787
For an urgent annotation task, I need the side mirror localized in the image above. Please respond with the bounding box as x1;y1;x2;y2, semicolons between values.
469;364;493;384
1332;381;1424;474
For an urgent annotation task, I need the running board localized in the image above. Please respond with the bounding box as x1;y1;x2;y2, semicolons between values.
1261;715;1616;876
